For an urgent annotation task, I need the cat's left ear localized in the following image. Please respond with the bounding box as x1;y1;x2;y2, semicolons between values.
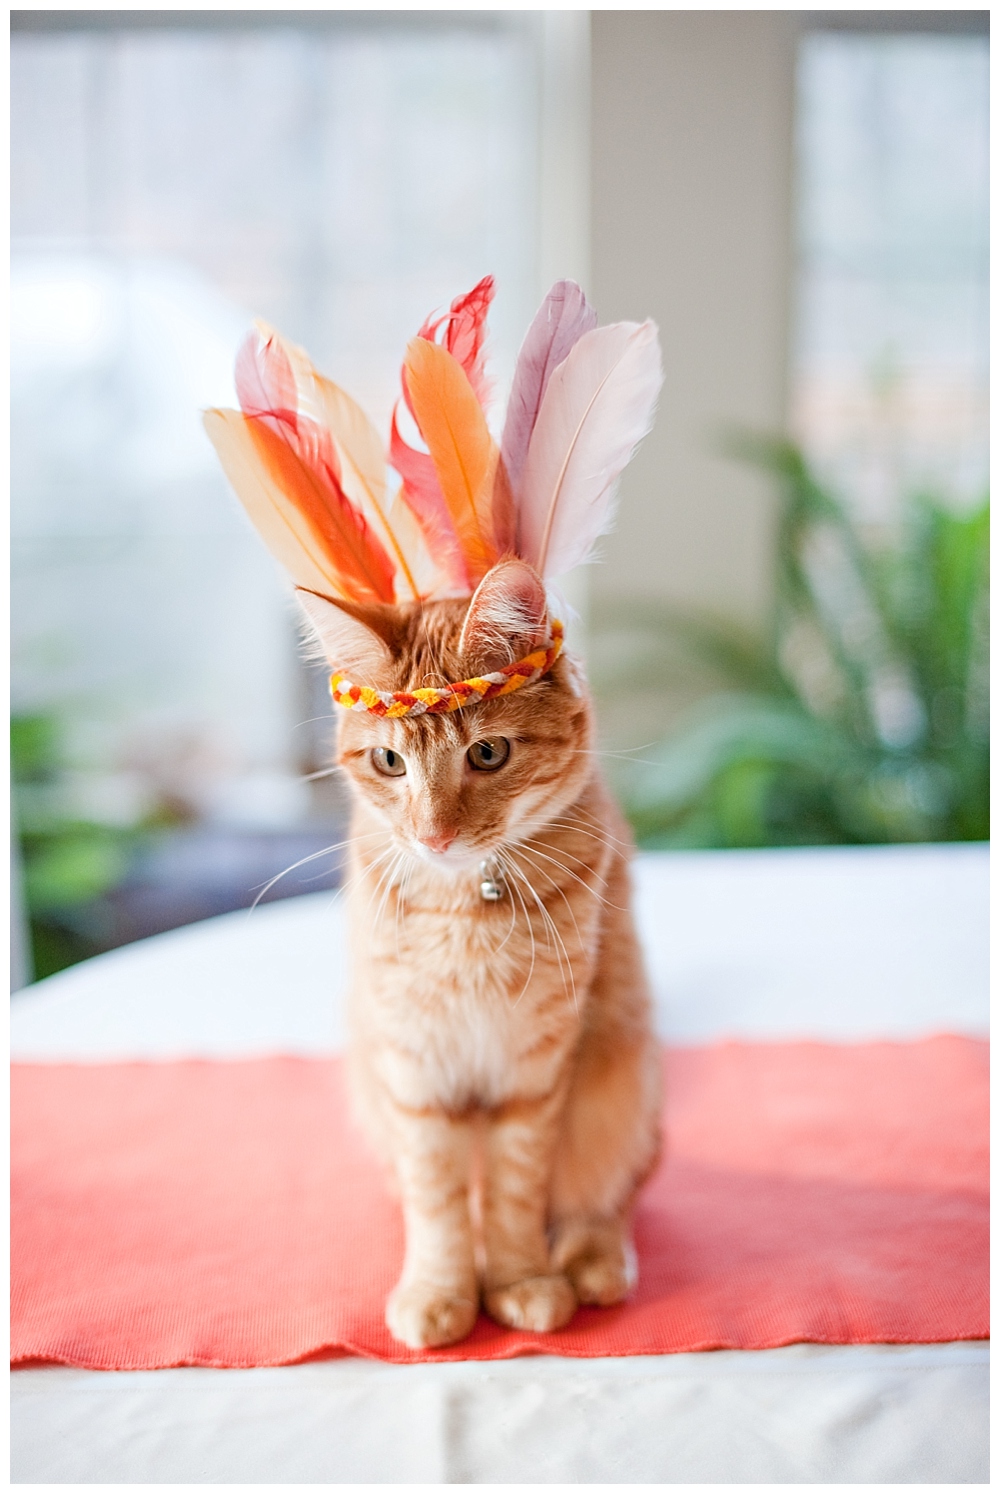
459;558;548;669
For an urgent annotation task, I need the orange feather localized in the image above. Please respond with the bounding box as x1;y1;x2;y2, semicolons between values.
246;323;421;602
204;407;397;606
204;409;345;598
403;338;500;585
246;416;396;605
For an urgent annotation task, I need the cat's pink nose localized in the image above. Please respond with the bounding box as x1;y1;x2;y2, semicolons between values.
420;833;456;854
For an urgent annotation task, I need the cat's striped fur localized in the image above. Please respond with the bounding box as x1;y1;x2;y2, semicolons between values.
307;560;661;1348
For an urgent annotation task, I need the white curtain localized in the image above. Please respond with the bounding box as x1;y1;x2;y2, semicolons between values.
12;17;542;828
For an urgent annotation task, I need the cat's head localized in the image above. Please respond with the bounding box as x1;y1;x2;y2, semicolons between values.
300;560;594;873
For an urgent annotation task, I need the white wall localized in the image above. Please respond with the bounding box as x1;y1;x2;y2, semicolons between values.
590;11;798;627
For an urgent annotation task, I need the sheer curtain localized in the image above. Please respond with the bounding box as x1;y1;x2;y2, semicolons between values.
12;15;544;830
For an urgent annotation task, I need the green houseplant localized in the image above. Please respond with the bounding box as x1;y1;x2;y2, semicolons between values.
595;438;988;849
11;714;148;979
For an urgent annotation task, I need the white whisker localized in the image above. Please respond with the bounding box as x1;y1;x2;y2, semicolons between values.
496;849;536;1006
499;850;576;1014
547;813;633;851
489;869;520;959
372;850;405;939
246;831;385;914
514;843;586;964
567;742;658;760
361;846;404;931
517;838;621;913
291;714;338;731
522;835;602;879
394;857;416;962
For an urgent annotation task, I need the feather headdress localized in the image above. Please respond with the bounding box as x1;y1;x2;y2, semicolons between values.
204;278;662;708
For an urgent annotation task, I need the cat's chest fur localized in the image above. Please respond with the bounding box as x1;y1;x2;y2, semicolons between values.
345;840;608;1112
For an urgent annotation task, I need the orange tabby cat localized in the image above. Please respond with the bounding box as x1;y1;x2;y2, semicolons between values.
203;274;665;1349
300;559;661;1349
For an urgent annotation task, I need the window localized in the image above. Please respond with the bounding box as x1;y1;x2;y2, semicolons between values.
792;29;989;519
12;14;543;832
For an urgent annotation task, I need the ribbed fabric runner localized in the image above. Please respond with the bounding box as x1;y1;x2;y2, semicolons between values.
11;1036;987;1368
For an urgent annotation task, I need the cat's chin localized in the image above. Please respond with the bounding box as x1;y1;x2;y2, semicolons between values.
409;843;492;878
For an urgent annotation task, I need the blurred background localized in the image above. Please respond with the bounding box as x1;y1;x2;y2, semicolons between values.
11;10;988;985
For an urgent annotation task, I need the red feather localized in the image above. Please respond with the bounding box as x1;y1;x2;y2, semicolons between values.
417;275;495;408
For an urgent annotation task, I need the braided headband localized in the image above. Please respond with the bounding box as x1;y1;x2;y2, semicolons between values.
330;619;564;718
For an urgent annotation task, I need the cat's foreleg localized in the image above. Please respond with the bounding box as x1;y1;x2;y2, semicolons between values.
547;1027;661;1304
548;854;662;1306
384;1105;479;1349
480;1089;578;1333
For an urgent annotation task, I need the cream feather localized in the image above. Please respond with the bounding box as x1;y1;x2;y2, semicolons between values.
253;321;423;602
516;321;663;580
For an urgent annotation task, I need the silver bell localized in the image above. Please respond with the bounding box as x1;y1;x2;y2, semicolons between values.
479;859;504;901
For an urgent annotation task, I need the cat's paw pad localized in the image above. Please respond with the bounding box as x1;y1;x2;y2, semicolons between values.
386;1282;479;1349
484;1273;577;1333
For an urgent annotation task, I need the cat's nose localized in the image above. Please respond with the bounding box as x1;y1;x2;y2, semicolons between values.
419;833;456;854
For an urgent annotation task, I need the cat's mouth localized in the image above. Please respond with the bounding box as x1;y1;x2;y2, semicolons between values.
409;840;494;876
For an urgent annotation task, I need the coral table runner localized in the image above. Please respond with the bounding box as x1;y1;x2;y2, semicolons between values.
11;1037;987;1369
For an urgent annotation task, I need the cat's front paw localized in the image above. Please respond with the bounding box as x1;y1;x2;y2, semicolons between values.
484;1273;577;1333
386;1280;479;1349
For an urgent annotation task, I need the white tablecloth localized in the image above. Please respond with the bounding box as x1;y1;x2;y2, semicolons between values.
11;844;989;1483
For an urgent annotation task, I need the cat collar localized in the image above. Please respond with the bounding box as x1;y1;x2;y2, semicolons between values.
329;619;564;718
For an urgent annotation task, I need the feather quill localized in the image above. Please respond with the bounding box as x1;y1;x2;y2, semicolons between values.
403;337;501;585
500;280;597;500
380;486;456;600
517;320;663;580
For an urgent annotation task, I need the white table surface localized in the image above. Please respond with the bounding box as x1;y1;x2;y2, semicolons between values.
11;844;990;1483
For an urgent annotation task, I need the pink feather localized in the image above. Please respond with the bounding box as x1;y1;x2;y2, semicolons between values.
234;326;298;423
235;328;353;508
500;281;598;501
389;407;471;593
516;320;663;581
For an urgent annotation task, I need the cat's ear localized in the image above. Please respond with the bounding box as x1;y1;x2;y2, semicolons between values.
296;588;393;681
459;558;548;669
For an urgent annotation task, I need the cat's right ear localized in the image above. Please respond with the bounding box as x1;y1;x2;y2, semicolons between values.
295;589;393;682
459;558;548;669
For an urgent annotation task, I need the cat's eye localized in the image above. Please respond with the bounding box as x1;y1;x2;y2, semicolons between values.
467;737;510;772
371;747;406;777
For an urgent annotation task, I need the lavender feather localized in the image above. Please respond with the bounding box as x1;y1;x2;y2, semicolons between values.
500;281;598;503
